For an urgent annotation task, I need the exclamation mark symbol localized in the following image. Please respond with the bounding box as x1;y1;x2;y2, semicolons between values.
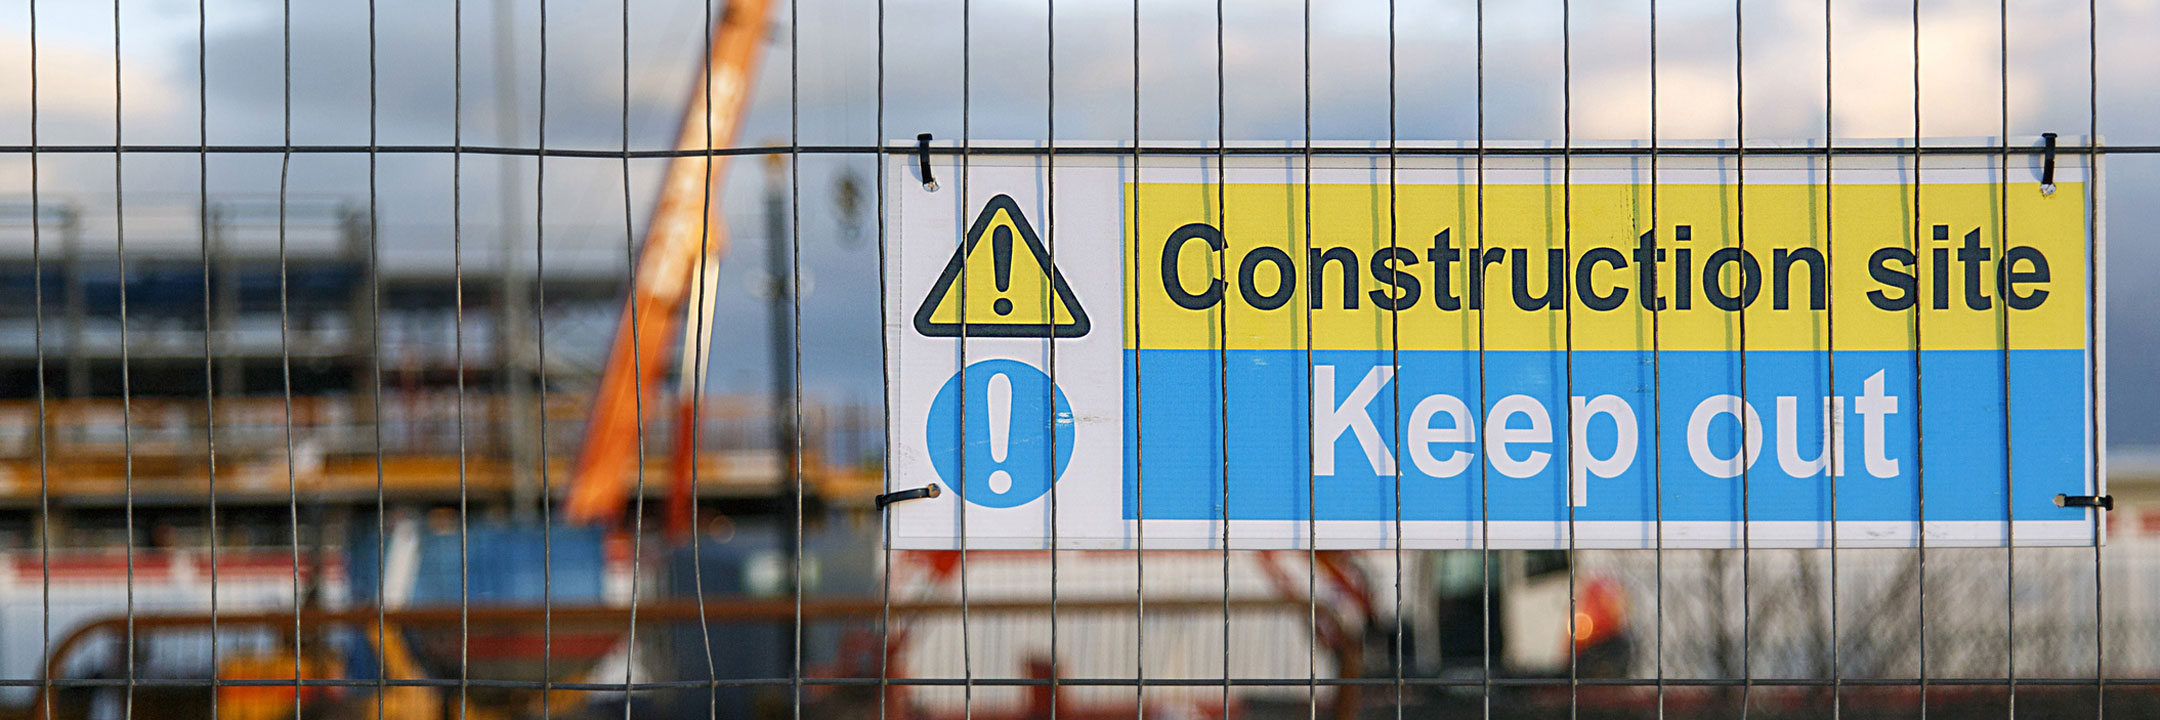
986;372;1012;493
991;225;1015;316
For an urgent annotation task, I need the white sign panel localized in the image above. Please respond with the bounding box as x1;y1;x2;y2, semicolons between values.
884;144;2104;550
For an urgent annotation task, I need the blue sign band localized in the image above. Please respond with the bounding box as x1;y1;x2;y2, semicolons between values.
1122;348;2087;524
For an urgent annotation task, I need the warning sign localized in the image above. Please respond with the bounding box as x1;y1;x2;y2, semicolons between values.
885;145;2105;552
913;194;1090;338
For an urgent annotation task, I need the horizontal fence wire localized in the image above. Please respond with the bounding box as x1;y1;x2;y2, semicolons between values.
0;143;2152;158
10;677;2160;690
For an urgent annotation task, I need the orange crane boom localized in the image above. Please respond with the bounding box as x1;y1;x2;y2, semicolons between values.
565;0;774;524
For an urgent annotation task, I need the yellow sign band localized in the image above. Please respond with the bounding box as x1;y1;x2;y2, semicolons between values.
1125;180;2087;353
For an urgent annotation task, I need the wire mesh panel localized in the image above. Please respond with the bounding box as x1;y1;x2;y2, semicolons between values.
0;0;2154;719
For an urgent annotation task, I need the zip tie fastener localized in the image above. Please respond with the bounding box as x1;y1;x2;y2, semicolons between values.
877;483;942;510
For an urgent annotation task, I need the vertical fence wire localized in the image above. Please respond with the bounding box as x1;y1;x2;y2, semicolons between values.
688;1;721;714
1562;0;1580;717
960;0;977;714
1736;0;1755;711
450;0;472;715
616;0;654;712
1909;1;1929;715
782;0;806;706
1213;0;1230;715
1385;0;1405;717
1041;0;1074;715
195;0;224;711
875;0;893;712
275;0;302;716
1123;0;1140;716
1300;0;1317;717
1825;1;1844;717
366;0;389;714
28;1;51;718
1647;4;1670;719
1998;0;2018;715
789;0;808;711
536;0;556;713
1473;1;1493;718
1043;0;1062;715
109;0;139;716
2088;0;2105;716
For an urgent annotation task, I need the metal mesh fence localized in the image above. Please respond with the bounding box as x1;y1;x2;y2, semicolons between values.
1;0;2154;718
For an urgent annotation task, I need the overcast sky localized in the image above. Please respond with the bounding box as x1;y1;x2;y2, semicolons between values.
1;0;2156;447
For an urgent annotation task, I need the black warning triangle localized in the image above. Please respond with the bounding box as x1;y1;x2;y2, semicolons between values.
913;194;1091;339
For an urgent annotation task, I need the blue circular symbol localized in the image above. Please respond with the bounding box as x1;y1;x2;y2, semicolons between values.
925;359;1075;508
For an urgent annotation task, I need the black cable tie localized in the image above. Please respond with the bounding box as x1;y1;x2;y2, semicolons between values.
2040;132;2059;196
876;483;941;510
916;133;939;192
2054;493;2112;511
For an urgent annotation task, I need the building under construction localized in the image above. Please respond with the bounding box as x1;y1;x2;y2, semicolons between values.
0;196;877;551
